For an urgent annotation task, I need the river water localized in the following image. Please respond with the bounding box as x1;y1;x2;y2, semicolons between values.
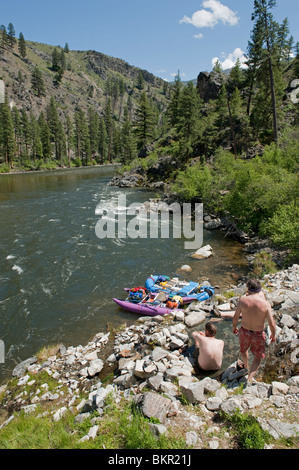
0;166;247;383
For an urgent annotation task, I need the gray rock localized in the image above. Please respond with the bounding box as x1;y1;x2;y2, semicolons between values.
185;431;198;446
184;311;206;327
206;397;222;411
180;381;205;404
220;397;242;415
12;357;38;378
87;359;104;377
134;392;178;423
259;419;299;439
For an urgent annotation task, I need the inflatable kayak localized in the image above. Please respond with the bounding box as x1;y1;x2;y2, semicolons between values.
113;297;182;316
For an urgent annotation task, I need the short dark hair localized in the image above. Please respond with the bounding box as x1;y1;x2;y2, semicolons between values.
247;278;262;293
205;321;217;337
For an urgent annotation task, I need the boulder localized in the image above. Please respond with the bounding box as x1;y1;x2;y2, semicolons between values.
12;357;38;378
184;310;206;327
133;392;178;423
191;245;213;260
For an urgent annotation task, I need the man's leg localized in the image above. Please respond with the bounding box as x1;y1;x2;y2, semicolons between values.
248;355;262;382
240;350;249;370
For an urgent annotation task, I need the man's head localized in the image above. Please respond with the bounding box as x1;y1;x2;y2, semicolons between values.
205;321;217;337
247;278;262;294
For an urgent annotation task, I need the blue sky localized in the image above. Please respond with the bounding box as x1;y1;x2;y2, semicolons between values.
1;0;298;81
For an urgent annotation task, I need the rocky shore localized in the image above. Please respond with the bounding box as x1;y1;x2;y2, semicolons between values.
0;265;298;449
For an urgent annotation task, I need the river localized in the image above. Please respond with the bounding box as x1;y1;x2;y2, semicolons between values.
0;166;247;383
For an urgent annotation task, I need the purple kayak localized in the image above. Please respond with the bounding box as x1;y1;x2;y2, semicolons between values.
113;298;183;317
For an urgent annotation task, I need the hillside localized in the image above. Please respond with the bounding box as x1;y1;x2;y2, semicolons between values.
0;40;169;123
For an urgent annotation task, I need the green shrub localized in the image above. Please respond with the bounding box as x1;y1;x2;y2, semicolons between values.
221;410;271;449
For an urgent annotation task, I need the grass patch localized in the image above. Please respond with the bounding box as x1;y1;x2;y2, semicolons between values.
0;397;188;450
220;409;272;449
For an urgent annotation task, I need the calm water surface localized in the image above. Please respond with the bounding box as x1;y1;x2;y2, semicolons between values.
0;166;246;383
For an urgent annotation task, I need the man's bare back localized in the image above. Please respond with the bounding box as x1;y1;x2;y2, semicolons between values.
236;292;272;332
192;322;224;371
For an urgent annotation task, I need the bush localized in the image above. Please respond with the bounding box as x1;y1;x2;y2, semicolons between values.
221;410;271;449
172;163;212;202
260;202;299;261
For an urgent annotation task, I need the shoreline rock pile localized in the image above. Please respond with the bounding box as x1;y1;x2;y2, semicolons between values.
0;265;298;448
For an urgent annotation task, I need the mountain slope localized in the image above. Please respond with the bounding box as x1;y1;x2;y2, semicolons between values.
0;40;169;122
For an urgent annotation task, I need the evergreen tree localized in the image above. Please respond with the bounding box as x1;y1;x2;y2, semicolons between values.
65;116;73;166
167;72;183;127
74;108;90;165
134;91;155;151
121;107;137;164
104;98;113;162
0;25;8;50
7;23;16;49
251;0;287;143
31;67;46;97
175;81;201;161
88;107;100;162
30;113;42;161
98;117;108;163
136;71;145;90
0;102;15;167
38;112;52;159
18;32;26;59
64;43;70;53
51;48;60;72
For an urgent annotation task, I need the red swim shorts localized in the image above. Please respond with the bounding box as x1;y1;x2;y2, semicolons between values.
239;326;266;359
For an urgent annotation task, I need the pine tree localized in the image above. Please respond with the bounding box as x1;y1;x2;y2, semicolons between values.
88;107;100;162
38;112;52;160
7;23;16;49
251;0;286;143
176;81;201;161
0;25;8;50
121;107;137;164
31;67;46;97
51;48;60;72
30;113;42;161
65;116;73;166
167;72;183;127
98;117;108;163
104;98;113;163
136;71;145;90
0;102;15;167
18;32;26;59
74;108;90;165
20;109;31;158
134;91;155;151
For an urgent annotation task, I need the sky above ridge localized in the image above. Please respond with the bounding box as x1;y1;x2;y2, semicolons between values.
1;0;298;81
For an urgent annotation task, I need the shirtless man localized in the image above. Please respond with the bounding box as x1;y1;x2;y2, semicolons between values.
192;322;224;371
232;278;276;382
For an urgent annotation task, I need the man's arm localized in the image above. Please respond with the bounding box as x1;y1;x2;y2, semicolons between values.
266;307;276;342
232;301;242;334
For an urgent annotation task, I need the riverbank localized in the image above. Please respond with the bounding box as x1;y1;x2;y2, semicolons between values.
0;264;298;449
0;162;119;176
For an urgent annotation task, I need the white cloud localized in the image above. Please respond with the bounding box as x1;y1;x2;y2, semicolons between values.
193;33;204;39
170;72;186;78
180;0;239;32
212;47;247;70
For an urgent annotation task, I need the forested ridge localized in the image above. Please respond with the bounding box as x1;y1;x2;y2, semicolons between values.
0;0;298;260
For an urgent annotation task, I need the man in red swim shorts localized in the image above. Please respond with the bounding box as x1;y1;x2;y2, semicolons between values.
232;279;276;382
